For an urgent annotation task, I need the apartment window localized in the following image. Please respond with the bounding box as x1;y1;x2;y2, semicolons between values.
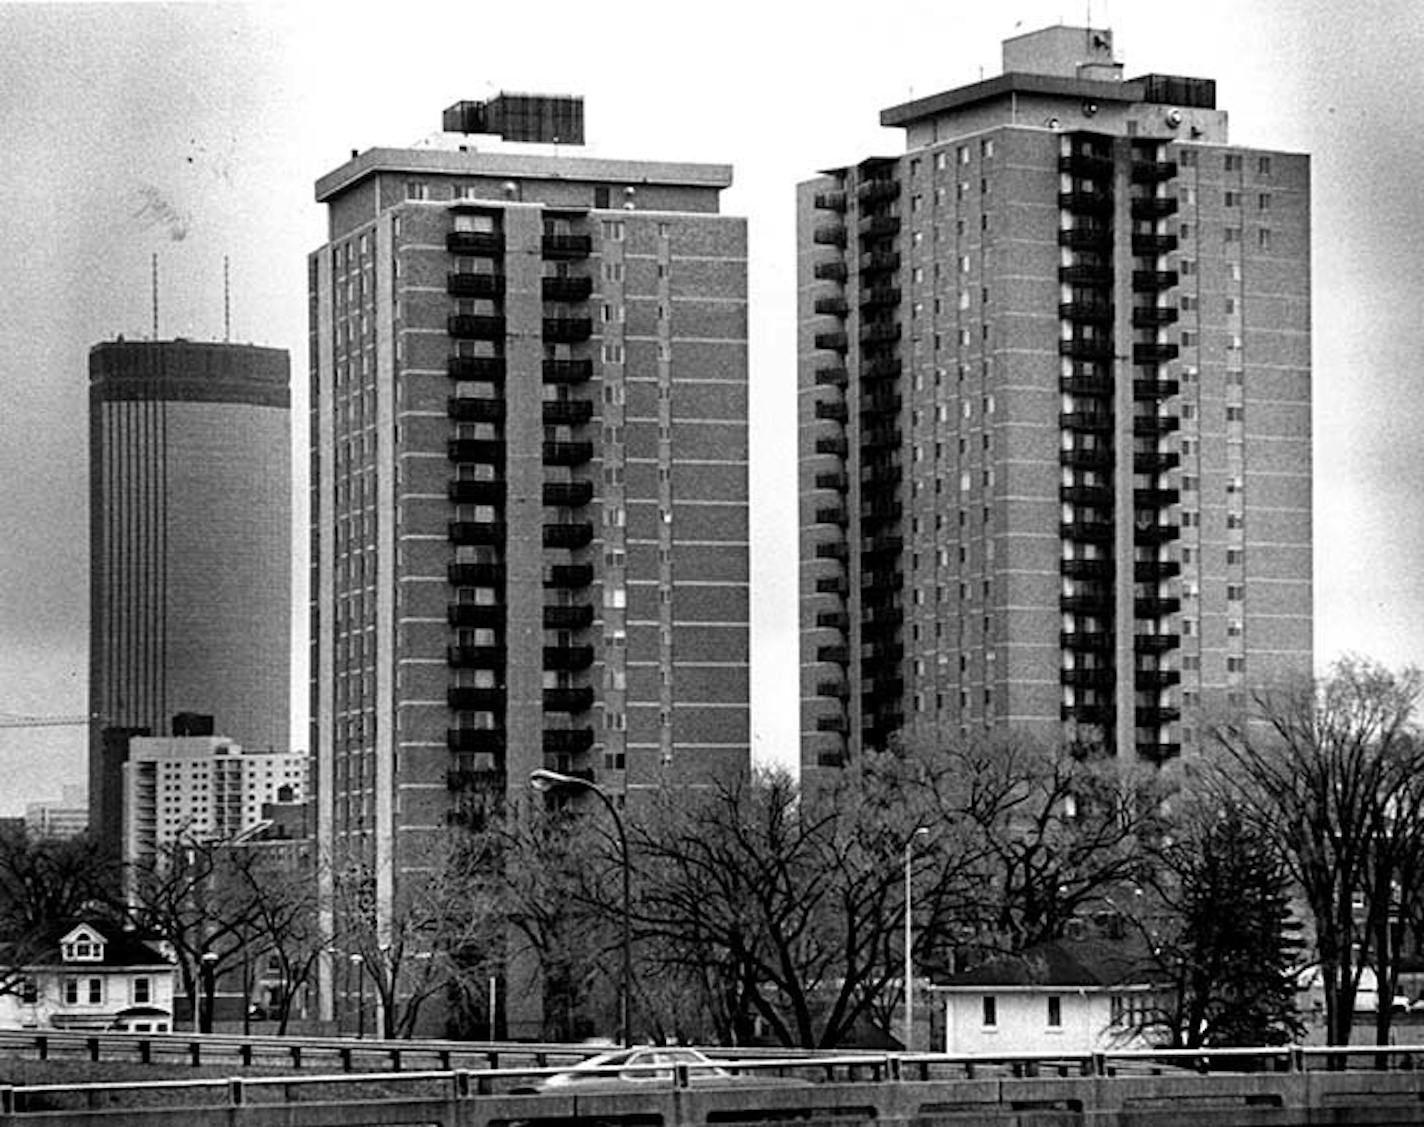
1227;584;1245;602
657;222;671;237
1258;192;1273;211
1227;406;1245;422
1224;190;1241;208
1180;150;1198;167
1180;331;1196;348
981;138;995;158
959;145;970;165
1227;548;1245;565
1180;259;1196;276
1258;155;1273;177
1225;154;1242;172
602;220;625;240
982;996;998;1027
1258;228;1273;249
1047;996;1062;1028
603;262;624;282
1224;227;1242;243
1227;656;1247;673
1180;295;1197;312
936;151;949;170
1179;222;1193;241
1224;297;1238;315
405;180;429;201
602;343;624;363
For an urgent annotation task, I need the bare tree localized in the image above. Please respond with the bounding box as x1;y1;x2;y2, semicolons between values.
1211;657;1424;1045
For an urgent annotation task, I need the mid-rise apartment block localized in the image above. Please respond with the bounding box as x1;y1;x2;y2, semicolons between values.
799;27;1311;778
88;339;292;856
121;735;308;871
310;97;749;1034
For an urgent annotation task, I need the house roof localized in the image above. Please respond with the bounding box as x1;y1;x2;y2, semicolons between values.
1;920;171;970
932;937;1159;991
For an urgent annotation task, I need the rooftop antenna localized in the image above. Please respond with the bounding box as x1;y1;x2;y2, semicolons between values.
151;253;159;340
223;256;231;342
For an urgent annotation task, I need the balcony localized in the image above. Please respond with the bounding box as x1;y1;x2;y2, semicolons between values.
1130;160;1179;183
543;358;593;384
814;260;848;282
446;231;504;256
814;330;849;353
858;215;901;237
814;541;849;562
1133;342;1180;364
813;223;848;248
860;251;901;274
1133;449;1180;474
543;317;594;343
815;435;848;457
543;728;595;754
1133;415;1181;437
1062;593;1112;615
1132;270;1179;292
1059;338;1115;362
814;471;848;491
449;561;503;586
1061;558;1115;581
814;505;847;527
1130;196;1180;220
446;686;504;710
1060;518;1114;542
541;234;593;260
856;179;900;203
815;716;850;734
448;356;506;381
543;644;595;671
447;603;505;629
542;275;594;302
542;440;594;465
1059;189;1113;214
1135;634;1181;653
545;564;593;588
1136;669;1182;690
1138;741;1182;763
862;462;901;487
1060;446;1113;469
1060;301;1114;323
1062;702;1114;725
1134;377;1180;399
815;610;850;631
863;357;902;380
1061;630;1113;650
447;729;507;754
1060;264;1113;286
543;480;593;507
817;644;850;664
815;401;849;424
1136;705;1182;725
1060;410;1113;433
1060;483;1113;507
1062;668;1115;689
542;399;594;426
447;438;505;463
544;686;594;712
1135;559;1183;581
860;286;901;309
1135;486;1181;508
1135;595;1181;617
1058;152;1114;179
1059;227;1112;252
814;366;848;388
813;189;847;212
447;272;506;298
861;426;901;448
816;680;850;701
448;396;505;423
861;533;904;557
447;478;504;505
448;314;507;340
447;644;507;667
1131;233;1179;256
814;295;849;316
1061;371;1112;396
543;522;594;549
544;603;594;630
449;519;507;545
861;392;902;417
1132;306;1180;328
815;576;848;596
860;321;901;344
1135;523;1179;547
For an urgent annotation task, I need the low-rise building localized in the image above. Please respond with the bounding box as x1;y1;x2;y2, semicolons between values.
0;921;175;1032
930;939;1161;1053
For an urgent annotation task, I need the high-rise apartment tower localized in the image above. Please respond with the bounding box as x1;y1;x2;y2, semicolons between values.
310;100;749;1033
799;27;1311;779
89;340;292;857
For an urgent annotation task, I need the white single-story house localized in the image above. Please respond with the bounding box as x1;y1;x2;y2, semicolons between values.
929;938;1165;1054
0;920;176;1032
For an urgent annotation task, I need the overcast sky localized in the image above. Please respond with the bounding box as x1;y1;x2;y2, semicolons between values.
0;0;1420;814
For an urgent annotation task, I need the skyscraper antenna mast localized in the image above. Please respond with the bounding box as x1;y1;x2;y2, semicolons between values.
151;253;159;339
224;256;231;342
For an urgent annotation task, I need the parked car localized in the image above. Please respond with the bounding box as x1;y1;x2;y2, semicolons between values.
510;1047;808;1094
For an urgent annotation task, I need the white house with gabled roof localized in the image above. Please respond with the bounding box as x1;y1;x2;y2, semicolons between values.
0;921;175;1032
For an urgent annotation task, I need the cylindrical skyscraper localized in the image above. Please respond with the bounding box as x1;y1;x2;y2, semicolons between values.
88;339;291;858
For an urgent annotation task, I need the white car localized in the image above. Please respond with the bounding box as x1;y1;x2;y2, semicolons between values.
513;1047;807;1093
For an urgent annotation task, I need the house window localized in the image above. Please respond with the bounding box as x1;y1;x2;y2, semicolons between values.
1047;995;1062;1028
63;978;79;1005
982;995;997;1027
88;978;102;1004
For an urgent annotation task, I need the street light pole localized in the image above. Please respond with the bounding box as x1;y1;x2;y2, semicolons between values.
350;953;365;1039
200;950;218;1034
530;768;632;1048
903;827;929;1052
